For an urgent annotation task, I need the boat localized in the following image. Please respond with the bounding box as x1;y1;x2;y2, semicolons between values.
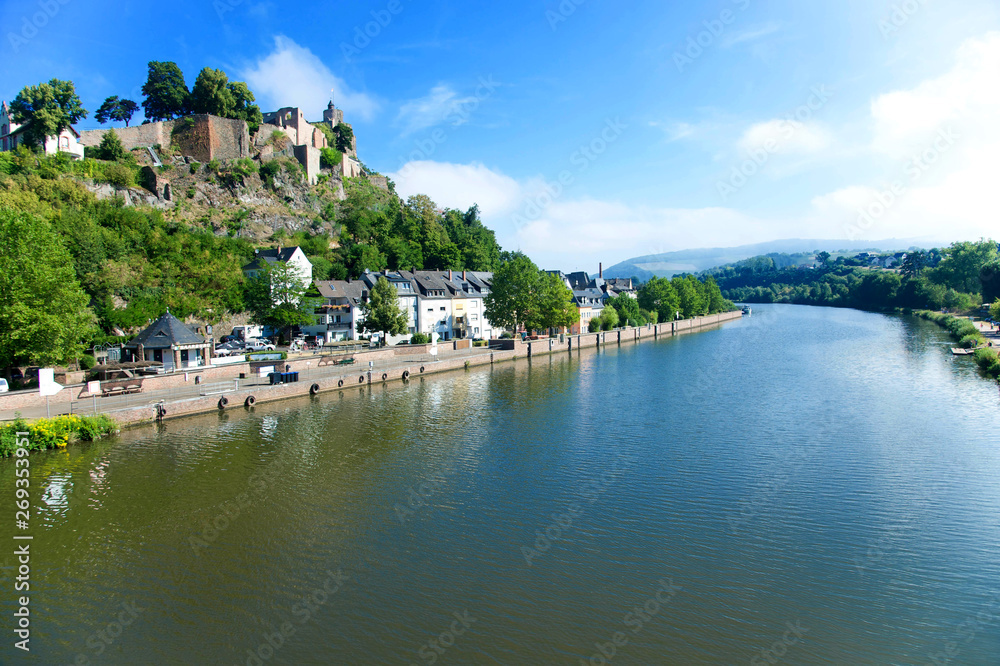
741;306;752;316
951;348;975;356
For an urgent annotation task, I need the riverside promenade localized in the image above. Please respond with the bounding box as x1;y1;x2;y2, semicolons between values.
0;311;743;426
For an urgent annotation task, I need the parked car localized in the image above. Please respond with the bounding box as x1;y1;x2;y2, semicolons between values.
0;378;8;392
219;335;240;344
245;339;276;352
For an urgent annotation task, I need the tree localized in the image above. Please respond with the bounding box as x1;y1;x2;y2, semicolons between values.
599;306;619;331
930;240;998;294
484;253;541;334
359;277;408;345
141;61;189;122
606;292;643;326
979;260;1000;304
334;122;354;154
226;81;262;133
190;68;235;118
97;129;127;161
9;79;87;149
0;207;97;370
816;251;831;265
991;299;1000;322
532;272;578;333
95;96;139;127
901;251;927;278
637;276;680;323
244;262;318;342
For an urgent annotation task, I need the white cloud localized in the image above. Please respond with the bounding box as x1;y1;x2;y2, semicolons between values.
389;160;792;270
738;119;833;155
395;85;479;135
721;23;781;49
811;31;1000;242
240;36;379;121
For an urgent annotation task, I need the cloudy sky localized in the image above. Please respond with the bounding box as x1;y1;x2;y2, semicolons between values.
2;0;998;271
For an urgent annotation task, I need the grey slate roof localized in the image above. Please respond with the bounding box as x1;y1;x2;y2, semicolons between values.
315;280;366;305
125;312;205;349
242;247;301;272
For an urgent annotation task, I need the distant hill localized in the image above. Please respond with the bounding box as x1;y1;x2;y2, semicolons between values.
602;238;946;281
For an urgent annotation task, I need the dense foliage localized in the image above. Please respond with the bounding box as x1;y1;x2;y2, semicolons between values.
359;277;409;344
9;79;87;148
484;254;577;334
0;414;118;457
635;275;732;322
707;241;998;312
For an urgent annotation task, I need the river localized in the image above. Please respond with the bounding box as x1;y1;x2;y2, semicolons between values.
2;305;999;664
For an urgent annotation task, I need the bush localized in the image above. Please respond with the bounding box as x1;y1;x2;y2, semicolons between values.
79;354;96;370
974;348;1000;379
320;147;343;169
189;162;201;174
588;317;601;333
259;160;281;188
206;159;220;173
0;415;118;457
231;158;257;178
959;334;983;349
411;332;430;344
500;332;514;339
102;162;134;188
97;129;127;162
473;340;487;347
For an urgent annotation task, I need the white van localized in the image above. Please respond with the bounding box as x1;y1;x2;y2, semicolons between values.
0;378;8;392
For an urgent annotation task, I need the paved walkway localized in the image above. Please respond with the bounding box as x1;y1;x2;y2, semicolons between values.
1;346;500;421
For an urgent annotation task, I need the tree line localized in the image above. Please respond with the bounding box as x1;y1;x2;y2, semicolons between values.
707;241;999;312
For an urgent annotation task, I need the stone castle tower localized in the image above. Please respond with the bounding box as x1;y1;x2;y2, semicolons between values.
322;100;356;158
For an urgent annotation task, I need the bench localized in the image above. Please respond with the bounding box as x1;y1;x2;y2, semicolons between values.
101;380;144;397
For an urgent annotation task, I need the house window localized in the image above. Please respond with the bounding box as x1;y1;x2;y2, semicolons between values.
60;136;69;148
440;307;446;311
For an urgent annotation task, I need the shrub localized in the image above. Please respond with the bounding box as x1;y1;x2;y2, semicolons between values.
79;354;96;370
102;162;134;188
500;332;514;339
974;348;1000;379
97;129;127;161
189;162;201;174
959;334;983;349
588;317;601;332
259;160;281;188
206;159;220;173
231;158;257;178
187;186;196;199
320;147;343;169
411;332;430;344
0;415;118;457
473;340;487;347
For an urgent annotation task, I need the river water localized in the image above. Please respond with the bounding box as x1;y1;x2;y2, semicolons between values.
2;305;999;665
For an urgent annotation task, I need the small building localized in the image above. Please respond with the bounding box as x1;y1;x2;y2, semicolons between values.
243;247;313;304
306;280;367;342
1;101;85;159
124;312;211;372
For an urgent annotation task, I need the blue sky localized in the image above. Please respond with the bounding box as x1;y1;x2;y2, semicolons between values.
2;0;999;271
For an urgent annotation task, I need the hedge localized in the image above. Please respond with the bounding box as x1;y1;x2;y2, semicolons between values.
0;414;118;457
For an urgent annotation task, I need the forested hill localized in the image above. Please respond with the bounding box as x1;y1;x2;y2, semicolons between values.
0;148;502;365
703;242;1000;312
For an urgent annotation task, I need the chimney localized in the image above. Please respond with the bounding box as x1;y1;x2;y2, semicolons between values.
599;263;603;279
463;270;467;281
448;269;453;280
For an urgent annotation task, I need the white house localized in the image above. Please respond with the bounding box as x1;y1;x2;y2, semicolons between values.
305;280;366;342
242;247;313;306
0;101;85;159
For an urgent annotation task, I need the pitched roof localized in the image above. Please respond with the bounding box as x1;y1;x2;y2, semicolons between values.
242;247;304;272
315;280;366;305
125;312;206;349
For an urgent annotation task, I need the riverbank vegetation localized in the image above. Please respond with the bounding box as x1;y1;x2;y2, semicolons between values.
915;310;999;380
0;414;118;457
708;241;997;313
